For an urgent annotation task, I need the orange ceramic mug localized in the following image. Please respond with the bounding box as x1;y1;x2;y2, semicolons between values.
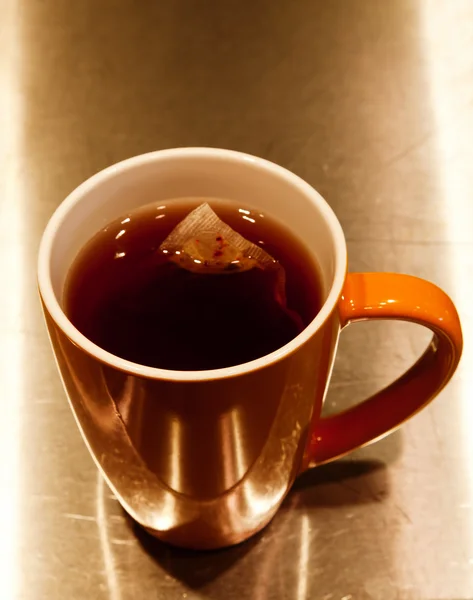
38;148;463;549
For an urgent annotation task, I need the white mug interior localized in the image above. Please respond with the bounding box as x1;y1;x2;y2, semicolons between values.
38;148;347;381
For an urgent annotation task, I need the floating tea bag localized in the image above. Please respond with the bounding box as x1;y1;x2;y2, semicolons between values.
159;203;303;329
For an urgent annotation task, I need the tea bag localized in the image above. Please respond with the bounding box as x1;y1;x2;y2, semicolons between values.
159;203;303;330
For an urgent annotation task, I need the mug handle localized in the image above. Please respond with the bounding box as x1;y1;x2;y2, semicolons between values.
308;272;463;465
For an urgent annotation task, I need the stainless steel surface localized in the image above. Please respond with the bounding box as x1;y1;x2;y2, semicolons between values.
1;0;472;597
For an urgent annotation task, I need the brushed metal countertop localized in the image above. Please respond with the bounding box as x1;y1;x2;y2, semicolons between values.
1;1;472;598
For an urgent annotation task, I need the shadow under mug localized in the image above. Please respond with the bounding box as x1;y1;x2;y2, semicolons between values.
38;148;463;549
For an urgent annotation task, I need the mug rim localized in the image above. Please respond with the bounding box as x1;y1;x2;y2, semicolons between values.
38;147;347;382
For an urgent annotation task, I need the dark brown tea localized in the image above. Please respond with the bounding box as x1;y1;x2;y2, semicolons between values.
65;200;323;370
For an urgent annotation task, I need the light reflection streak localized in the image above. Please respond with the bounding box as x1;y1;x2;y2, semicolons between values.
96;474;122;600
421;0;473;570
168;417;182;491
0;1;22;597
143;415;181;532
230;410;246;481
220;409;246;489
296;514;310;600
150;492;178;532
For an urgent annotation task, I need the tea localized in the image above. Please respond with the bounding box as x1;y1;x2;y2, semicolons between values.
64;199;323;370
